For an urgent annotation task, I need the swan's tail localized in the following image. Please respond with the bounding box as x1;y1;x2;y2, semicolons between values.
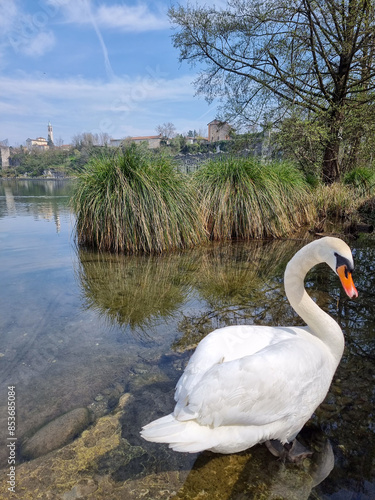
141;414;270;454
140;414;215;453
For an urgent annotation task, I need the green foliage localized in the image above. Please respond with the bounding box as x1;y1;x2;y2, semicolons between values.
8;146;79;177
273;115;327;178
193;157;312;240
340;103;375;172
167;134;188;154
71;145;206;254
229;132;264;155
343;167;375;194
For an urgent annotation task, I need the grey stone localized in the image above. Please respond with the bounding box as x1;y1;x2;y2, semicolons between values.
21;407;90;460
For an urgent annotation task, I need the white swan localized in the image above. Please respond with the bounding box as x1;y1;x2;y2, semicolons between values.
141;237;358;458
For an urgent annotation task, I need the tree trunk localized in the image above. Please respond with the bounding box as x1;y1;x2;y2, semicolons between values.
322;109;344;184
322;139;340;184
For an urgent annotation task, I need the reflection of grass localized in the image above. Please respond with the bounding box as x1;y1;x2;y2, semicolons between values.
72;145;205;253
76;239;305;336
174;239;306;351
76;249;189;331
193;158;312;240
193;240;302;306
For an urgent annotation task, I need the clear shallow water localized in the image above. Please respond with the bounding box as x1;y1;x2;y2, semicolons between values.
0;179;374;499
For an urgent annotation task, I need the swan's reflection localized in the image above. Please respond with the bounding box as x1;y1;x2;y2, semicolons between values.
173;429;334;499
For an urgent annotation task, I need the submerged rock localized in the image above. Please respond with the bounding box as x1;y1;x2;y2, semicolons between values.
0;393;157;499
21;407;90;460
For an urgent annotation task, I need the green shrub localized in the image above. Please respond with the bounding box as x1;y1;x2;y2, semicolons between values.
343;167;375;194
193;157;312;240
72;145;206;253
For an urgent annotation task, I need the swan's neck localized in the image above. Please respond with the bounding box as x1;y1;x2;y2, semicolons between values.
284;244;345;365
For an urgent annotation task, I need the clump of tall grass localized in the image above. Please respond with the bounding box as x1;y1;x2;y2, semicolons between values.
343;166;375;195
312;182;362;220
193;157;312;240
71;145;206;253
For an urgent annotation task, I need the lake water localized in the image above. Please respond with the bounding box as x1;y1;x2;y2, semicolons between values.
0;179;374;499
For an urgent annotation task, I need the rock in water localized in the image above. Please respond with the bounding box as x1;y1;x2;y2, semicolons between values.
21;408;90;460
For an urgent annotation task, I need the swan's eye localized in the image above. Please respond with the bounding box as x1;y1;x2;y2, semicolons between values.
335;252;354;274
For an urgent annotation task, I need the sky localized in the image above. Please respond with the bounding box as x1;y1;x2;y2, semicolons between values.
0;0;222;147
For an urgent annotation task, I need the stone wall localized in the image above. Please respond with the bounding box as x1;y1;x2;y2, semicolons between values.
0;146;10;168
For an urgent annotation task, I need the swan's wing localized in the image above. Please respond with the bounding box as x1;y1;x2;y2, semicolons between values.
174;336;332;427
174;325;304;409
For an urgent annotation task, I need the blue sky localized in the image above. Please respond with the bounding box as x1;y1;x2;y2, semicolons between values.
0;0;222;146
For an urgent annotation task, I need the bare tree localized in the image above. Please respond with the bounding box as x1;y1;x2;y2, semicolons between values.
156;122;177;139
72;132;99;149
170;0;375;182
98;132;111;146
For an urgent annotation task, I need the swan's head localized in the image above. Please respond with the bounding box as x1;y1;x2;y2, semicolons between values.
318;237;358;299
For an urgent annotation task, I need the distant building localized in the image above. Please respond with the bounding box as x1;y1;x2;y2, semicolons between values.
186;136;209;144
110;135;163;149
26;122;54;150
207;120;232;142
26;137;49;150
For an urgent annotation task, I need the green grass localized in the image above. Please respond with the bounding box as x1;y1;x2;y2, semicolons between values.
71;145;206;253
343;166;375;194
193;157;312;240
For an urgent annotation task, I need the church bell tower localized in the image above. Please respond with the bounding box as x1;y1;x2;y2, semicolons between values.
48;121;54;146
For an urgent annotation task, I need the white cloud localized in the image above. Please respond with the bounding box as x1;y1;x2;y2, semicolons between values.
0;0;57;59
0;1;19;33
0;69;193;106
96;4;169;32
51;0;169;32
20;30;56;57
46;0;90;23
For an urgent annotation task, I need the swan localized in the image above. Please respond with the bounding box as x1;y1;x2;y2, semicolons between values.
141;237;358;459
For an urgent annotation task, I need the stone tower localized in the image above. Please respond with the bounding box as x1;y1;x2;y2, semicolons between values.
48;121;54;145
0;146;10;168
207;120;232;142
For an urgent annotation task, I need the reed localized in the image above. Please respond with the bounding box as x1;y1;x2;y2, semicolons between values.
193;157;312;240
71;145;206;253
312;182;362;220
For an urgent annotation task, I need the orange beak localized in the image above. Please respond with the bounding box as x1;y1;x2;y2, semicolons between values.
337;265;358;298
